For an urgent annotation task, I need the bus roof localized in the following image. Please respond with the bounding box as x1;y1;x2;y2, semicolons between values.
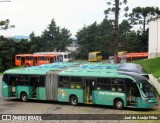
34;52;71;55
58;68;148;82
4;62;148;81
4;68;48;75
16;54;58;57
89;51;101;54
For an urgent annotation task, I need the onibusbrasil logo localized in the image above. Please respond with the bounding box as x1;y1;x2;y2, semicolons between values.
0;0;11;2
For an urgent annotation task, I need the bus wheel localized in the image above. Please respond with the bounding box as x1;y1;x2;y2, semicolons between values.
70;95;78;106
114;99;124;110
20;92;28;102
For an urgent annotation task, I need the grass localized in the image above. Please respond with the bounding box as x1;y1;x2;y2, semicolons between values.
9;66;26;70
133;58;160;117
133;58;160;79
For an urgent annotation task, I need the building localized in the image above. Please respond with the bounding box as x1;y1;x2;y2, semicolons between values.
148;19;160;58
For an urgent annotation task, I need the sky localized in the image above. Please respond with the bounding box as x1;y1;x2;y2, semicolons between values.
0;0;160;38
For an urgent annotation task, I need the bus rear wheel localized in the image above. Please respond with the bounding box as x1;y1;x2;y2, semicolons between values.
114;99;124;110
20;92;28;102
69;95;78;106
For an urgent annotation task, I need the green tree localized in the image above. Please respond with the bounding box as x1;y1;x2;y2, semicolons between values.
95;19;114;58
76;22;98;59
41;19;72;51
57;28;72;51
104;0;128;63
106;31;126;55
104;0;128;31
137;29;149;52
14;39;30;54
0;19;15;71
0;19;14;30
41;19;59;51
0;36;16;71
119;20;132;36
98;19;114;36
129;7;160;32
124;31;141;52
76;19;114;59
29;32;42;53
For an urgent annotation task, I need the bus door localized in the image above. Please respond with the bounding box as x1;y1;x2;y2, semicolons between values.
30;77;39;98
83;78;96;104
9;75;19;97
22;57;25;66
50;57;54;63
126;81;140;107
34;57;37;66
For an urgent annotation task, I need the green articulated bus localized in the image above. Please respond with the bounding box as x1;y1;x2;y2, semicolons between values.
2;67;158;110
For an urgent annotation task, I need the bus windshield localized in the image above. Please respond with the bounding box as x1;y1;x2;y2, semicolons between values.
89;54;96;58
140;80;157;98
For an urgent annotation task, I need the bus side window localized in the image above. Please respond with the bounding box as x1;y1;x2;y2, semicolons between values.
18;75;29;86
111;78;124;92
7;75;19;86
59;76;70;88
71;77;81;89
44;57;49;61
2;74;9;84
39;76;45;87
97;78;110;90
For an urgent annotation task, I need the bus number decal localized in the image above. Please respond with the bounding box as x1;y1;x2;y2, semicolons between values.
99;92;123;96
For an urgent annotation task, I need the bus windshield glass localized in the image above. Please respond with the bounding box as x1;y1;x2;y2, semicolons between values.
96;53;102;57
89;54;96;58
140;80;157;98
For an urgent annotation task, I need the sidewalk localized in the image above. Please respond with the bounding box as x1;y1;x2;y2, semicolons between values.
149;74;160;94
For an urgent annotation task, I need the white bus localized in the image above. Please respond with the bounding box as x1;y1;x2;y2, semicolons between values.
34;52;72;62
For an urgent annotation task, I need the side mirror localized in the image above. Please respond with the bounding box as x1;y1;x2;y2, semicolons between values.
140;83;143;89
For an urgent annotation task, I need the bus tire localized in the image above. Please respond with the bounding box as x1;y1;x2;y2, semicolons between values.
114;99;124;110
20;92;28;102
69;95;78;106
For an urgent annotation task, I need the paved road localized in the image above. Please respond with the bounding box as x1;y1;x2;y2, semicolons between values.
0;75;159;123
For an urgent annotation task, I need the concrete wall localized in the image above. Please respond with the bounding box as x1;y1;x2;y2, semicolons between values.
149;74;160;94
148;20;160;58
